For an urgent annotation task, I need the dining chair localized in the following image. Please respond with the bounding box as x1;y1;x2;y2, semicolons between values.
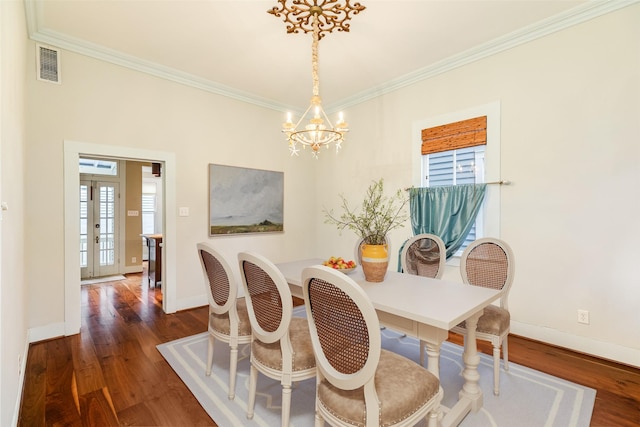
302;265;443;427
238;251;316;427
197;242;252;400
400;233;446;279
451;237;515;396
400;233;447;367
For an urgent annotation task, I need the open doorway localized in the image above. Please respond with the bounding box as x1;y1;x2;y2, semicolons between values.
79;159;165;290
141;165;163;288
64;140;177;335
79;158;121;280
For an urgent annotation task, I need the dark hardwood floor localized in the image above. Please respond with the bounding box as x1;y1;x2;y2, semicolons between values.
18;270;640;426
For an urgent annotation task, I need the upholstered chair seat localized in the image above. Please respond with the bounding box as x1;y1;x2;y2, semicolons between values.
317;349;440;427
250;317;315;371
209;298;251;336
457;304;510;336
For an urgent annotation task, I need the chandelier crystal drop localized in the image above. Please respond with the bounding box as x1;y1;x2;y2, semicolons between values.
268;0;365;158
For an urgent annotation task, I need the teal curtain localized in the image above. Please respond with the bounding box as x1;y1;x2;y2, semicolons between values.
404;184;487;262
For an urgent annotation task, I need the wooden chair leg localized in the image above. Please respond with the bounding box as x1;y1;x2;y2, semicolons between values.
281;384;292;427
228;346;238;400
427;408;440;427
503;337;509;371
493;344;501;396
206;334;214;376
247;364;257;419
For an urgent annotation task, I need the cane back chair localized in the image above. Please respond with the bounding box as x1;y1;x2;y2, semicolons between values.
302;265;442;427
451;237;515;396
400;233;446;279
238;251;316;427
197;242;252;400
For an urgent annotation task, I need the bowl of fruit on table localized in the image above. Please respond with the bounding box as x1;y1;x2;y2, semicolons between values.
322;256;357;274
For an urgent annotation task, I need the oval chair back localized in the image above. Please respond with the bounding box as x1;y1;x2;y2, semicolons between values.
460;237;515;308
400;233;446;279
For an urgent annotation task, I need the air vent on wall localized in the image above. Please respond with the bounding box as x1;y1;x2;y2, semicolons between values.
36;44;61;84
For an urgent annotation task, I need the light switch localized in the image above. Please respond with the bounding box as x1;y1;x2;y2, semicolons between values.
127;210;139;216
179;207;189;217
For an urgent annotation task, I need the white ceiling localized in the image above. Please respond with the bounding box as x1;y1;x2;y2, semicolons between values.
25;1;630;113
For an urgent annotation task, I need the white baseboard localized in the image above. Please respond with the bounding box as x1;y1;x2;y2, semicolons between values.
176;294;208;312
12;335;30;427
511;320;640;368
123;265;143;274
28;322;66;344
28;309;639;368
27;295;208;343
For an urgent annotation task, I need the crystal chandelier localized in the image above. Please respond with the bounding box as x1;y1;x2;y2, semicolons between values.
268;1;366;158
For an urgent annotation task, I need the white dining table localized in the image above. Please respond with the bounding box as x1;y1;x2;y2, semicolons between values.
276;258;502;427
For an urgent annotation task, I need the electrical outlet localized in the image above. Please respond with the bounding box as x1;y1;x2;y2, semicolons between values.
132;257;137;263
577;309;590;324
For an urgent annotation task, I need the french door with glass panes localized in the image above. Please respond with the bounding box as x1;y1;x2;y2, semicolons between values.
80;180;120;279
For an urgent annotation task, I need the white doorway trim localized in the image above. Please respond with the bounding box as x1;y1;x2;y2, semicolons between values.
64;140;177;335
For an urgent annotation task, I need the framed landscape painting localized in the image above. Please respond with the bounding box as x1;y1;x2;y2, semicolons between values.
209;164;284;236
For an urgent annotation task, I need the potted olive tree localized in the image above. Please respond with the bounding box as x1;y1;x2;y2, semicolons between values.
324;178;409;282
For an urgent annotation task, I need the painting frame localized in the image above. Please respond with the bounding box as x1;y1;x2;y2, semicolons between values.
209;164;284;236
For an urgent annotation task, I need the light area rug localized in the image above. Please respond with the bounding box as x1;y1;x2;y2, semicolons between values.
157;309;595;427
81;275;126;285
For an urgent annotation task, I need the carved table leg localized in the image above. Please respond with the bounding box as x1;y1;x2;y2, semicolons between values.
459;310;483;411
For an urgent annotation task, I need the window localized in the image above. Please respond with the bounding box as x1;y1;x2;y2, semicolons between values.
79;158;118;176
142;181;156;221
142;181;157;260
422;146;485;251
142;192;156;235
412;102;501;259
423;146;485;187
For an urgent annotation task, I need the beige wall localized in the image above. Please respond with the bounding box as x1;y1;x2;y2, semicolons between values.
125;161;143;270
314;5;640;366
25;38;319;333
1;1;28;425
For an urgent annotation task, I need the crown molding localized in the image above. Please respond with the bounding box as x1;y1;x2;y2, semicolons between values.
328;0;640;112
28;28;294;112
25;0;638;113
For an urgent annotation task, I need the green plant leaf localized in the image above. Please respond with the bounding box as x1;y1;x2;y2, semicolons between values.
323;178;408;245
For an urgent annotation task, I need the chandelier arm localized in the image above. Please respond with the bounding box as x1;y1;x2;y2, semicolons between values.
318;106;335;129
293;103;316;129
